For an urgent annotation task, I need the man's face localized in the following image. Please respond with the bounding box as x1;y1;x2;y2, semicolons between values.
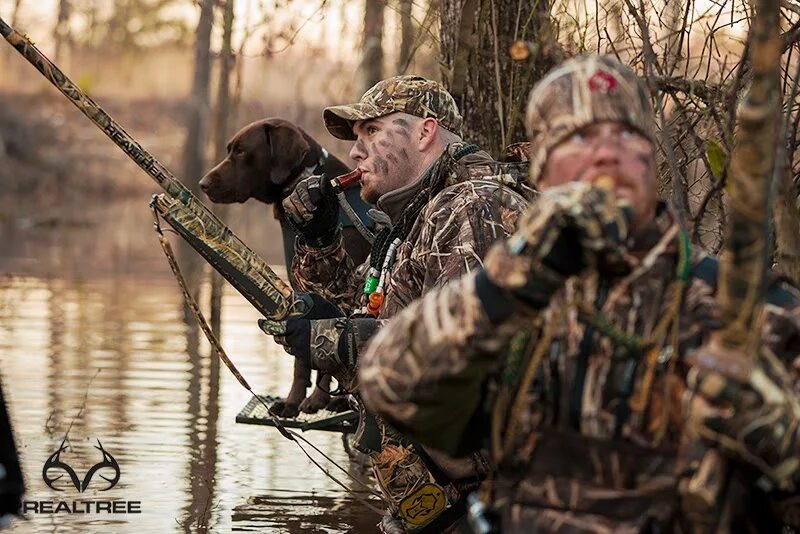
539;121;658;229
349;113;422;204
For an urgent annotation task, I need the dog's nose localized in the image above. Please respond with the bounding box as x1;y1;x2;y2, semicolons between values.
199;175;211;193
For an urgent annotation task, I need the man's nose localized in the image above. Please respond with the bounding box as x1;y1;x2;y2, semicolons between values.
349;140;366;162
589;138;623;166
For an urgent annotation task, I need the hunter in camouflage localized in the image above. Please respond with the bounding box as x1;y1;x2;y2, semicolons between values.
359;55;800;532
260;75;531;533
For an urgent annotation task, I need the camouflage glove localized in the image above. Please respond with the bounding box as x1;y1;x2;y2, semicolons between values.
260;301;377;376
476;181;631;322
687;339;800;492
282;174;341;247
260;317;348;374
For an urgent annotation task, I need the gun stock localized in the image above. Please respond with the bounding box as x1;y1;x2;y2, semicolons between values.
0;17;301;320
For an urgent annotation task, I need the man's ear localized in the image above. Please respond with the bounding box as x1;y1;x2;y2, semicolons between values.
263;124;311;185
418;117;439;151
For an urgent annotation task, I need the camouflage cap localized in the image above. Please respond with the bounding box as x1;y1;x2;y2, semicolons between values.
324;75;463;140
525;54;655;184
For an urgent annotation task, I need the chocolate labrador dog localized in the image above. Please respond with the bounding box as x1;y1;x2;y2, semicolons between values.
200;118;371;417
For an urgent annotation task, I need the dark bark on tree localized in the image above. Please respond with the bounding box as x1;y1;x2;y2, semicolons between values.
439;0;559;156
178;0;215;324
210;0;236;337
361;0;385;93
397;0;413;74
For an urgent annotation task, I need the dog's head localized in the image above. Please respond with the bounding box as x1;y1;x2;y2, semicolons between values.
199;118;312;204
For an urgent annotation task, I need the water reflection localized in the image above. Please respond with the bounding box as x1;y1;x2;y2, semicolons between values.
0;200;381;533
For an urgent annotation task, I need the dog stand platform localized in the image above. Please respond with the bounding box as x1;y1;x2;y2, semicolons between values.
236;394;358;433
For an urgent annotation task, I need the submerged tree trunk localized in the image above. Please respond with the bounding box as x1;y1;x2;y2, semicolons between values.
209;0;236;337
178;0;215;323
361;0;385;93
439;0;559;156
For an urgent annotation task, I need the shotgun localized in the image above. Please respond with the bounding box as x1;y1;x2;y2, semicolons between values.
0;16;311;320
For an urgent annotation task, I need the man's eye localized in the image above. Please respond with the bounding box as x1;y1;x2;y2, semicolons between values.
621;127;639;139
568;132;586;144
366;126;379;135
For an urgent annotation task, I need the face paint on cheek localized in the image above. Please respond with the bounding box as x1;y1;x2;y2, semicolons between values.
373;155;390;177
386;153;400;165
391;127;410;140
400;148;409;161
391;118;412;140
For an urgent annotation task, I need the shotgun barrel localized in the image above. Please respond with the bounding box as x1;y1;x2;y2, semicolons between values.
0;17;303;320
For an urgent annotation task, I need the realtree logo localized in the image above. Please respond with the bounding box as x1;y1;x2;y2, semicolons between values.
44;438;120;492
23;438;142;515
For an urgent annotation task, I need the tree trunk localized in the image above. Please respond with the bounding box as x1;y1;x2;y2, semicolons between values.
397;0;413;74
209;0;236;337
53;0;71;64
438;0;559;156
178;0;215;324
361;0;385;93
11;0;24;27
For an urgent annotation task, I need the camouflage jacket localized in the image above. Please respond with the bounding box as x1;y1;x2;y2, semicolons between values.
290;145;532;318
359;205;800;533
290;143;529;530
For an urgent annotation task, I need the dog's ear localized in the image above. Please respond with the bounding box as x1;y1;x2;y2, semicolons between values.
263;123;311;185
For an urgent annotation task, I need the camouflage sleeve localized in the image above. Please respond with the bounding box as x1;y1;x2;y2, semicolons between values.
359;271;527;455
289;231;362;314
686;269;800;508
760;281;800;389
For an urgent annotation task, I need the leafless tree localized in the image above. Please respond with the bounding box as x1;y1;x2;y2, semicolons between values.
397;0;414;73
439;0;560;157
178;0;215;322
361;0;385;92
209;0;237;337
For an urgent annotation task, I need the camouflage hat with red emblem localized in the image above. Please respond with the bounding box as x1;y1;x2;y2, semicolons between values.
525;54;656;184
323;75;463;140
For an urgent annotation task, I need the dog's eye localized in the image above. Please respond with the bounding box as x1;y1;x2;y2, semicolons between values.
233;146;246;157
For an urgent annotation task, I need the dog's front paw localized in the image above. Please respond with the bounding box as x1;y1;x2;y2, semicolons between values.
325;396;351;413
269;399;300;418
300;387;331;414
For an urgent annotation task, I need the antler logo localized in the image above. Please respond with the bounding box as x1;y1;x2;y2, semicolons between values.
42;438;121;492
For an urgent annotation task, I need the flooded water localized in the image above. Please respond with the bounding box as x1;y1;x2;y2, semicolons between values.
0;199;382;533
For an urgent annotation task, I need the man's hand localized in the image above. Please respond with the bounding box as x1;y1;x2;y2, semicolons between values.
687;339;800;492
282;174;341;247
476;181;632;318
260;316;347;373
258;293;370;376
509;179;631;275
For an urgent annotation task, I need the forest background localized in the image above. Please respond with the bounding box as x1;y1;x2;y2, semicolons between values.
3;0;800;303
